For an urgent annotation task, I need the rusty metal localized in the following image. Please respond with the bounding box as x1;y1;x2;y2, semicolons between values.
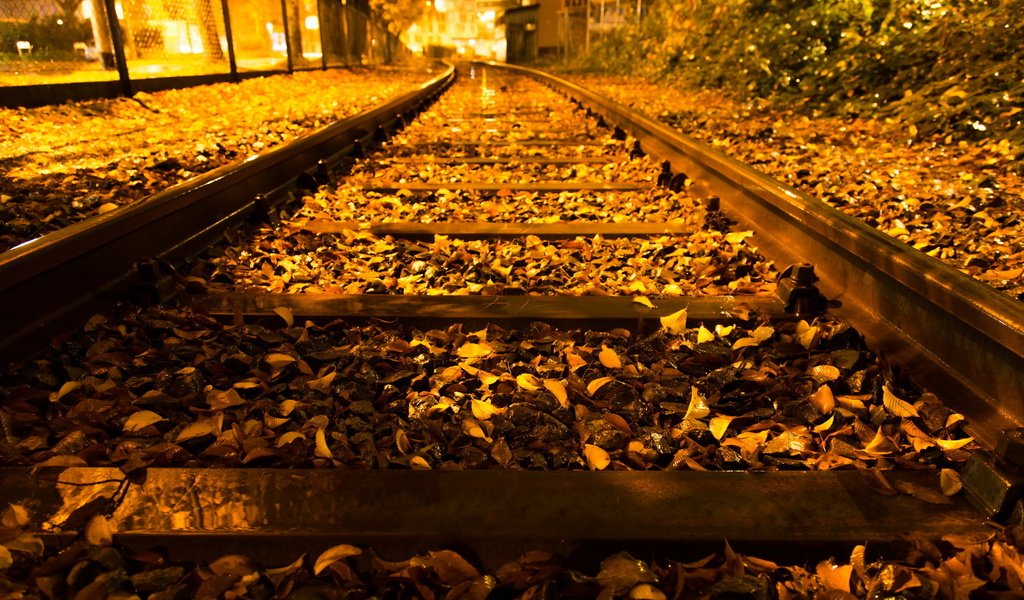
486;62;1024;449
1;468;989;567
292;220;697;238
192;294;785;330
0;64;455;366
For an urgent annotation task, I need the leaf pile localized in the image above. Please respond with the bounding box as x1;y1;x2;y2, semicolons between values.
294;187;706;225
0;305;974;471
0;65;437;253
345;157;660;185
199;230;775;296
3;517;1024;598
565;75;1024;300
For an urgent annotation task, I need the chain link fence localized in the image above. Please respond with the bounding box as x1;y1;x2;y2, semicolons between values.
0;0;407;88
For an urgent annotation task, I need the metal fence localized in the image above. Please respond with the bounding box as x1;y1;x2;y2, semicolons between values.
0;0;407;91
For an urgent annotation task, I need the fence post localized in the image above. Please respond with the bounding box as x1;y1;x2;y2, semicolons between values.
317;0;328;69
280;0;295;71
101;0;132;96
219;0;240;79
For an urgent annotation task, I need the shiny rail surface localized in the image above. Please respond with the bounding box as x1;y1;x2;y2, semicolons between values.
486;62;1024;446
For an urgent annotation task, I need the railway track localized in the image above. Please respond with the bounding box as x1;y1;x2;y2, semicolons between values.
1;62;1023;594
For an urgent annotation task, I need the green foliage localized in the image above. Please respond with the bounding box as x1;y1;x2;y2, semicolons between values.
576;0;1023;143
0;16;92;56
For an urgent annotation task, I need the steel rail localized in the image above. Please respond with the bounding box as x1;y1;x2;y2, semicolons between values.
485;62;1024;447
0;64;455;366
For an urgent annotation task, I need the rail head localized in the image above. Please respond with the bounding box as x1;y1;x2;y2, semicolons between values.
0;63;456;366
480;62;1024;443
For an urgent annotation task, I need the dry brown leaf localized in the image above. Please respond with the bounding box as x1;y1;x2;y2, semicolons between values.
882;385;919;417
809;385;835;413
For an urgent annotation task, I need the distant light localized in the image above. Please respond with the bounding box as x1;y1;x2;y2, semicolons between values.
903;21;913;29
434;0;446;12
480;9;495;22
56;18;64;24
468;38;476;46
114;1;123;19
266;22;274;31
971;122;987;131
304;15;319;29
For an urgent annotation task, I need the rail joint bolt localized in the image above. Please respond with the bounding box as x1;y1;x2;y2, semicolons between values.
777;262;828;317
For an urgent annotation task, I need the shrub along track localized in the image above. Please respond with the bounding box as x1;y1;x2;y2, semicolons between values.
0;63;1022;596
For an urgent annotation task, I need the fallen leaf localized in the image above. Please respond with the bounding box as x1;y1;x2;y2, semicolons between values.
85;514;113;546
660;308;687;334
633;296;655;308
584;444;611;470
516;373;541;391
598;345;622;369
123;410;166;433
883;385;919;417
273;306;295;327
586;376;615;396
314;544;362;575
940;468;963;496
544;379;570;409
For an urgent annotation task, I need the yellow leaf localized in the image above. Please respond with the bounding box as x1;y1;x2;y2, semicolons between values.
273;306;294;327
715;324;735;337
813;415;835;432
85;514;113;546
279;399;299;416
598;345;622;369
306;371;336;393
123;410;165;433
471;399;504;420
882;385;919;417
935;437;975;450
457;342;493;358
816;560;853;592
586;376;615;396
276;431;305;447
51;381;80;403
313;544;362;575
314;428;333;459
752;325;775;342
696;326;715;344
265;353;296;370
410;456;431;470
633;296;655;309
463;418;491;442
797;326;819;349
940;468;963;496
724;231;754;244
809;385;835;413
684;387;710;420
478;371;499;386
1;504;30;528
864;428;895;454
731;337;759;350
0;546;11;570
34;455;87;468
543;379;570;409
516;372;541;391
709;415;734;441
176;417;219;442
584;444;611;470
660;308;688;334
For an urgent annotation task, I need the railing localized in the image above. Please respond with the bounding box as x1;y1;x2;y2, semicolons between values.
0;0;409;107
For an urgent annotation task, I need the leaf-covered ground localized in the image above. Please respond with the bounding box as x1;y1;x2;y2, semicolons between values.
559;74;1024;299
2;501;1022;599
0;65;438;253
0;303;975;472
